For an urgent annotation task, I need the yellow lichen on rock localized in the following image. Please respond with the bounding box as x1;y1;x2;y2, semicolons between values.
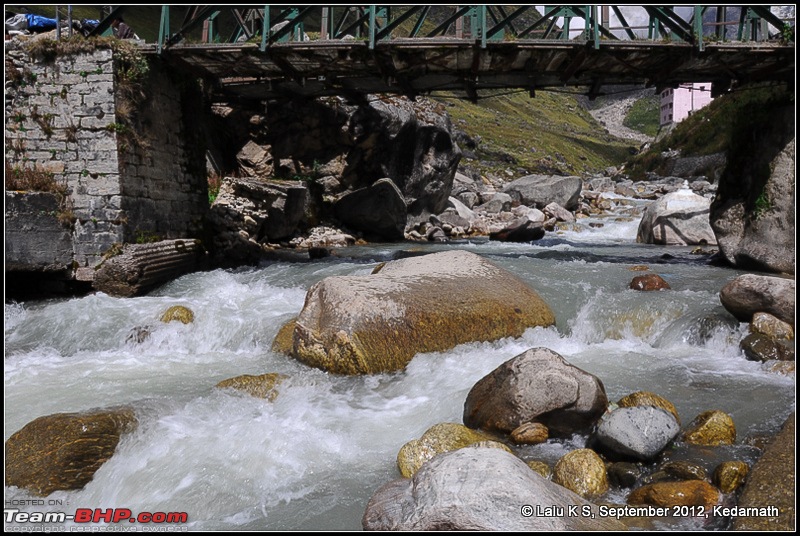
215;373;288;401
160;305;194;324
5;407;138;496
286;250;556;374
396;422;496;478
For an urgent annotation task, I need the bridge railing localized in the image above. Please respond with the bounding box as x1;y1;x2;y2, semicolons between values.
149;5;794;53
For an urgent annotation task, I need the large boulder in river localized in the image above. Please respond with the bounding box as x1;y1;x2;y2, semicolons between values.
363;447;626;531
333;178;407;240
719;274;795;325
284;251;555;374
503;174;583;211
636;187;717;246
710;100;795;274
463;347;608;436
207;177;307;262
5;407;137;496
264;95;461;227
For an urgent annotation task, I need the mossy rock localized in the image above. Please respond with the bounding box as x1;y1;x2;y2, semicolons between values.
713;461;749;493
5;407;137;496
215;373;288;401
288;250;555;374
527;460;552;479
627;480;720;509
750;312;794;340
681;410;736;446
271;318;296;355
552;449;609;498
511;422;549;445
396;422;496;478
617;391;680;425
160;305;194;324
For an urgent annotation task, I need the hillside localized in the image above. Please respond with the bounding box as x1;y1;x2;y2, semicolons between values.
626;82;794;180
434;90;640;183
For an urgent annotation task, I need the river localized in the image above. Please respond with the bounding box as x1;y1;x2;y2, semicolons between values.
4;197;795;531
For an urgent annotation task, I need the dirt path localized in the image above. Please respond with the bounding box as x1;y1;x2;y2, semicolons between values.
586;92;655;146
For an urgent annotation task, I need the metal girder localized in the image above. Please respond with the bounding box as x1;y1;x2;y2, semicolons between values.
143;5;794;62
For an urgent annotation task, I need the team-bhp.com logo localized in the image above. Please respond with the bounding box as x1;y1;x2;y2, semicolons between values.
5;508;188;525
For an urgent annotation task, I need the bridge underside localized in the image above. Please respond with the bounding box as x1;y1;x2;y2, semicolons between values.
152;39;794;101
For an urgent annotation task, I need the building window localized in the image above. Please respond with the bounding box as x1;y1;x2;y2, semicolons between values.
668;114;672;120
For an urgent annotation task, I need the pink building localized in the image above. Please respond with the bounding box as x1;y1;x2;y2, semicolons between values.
659;83;714;127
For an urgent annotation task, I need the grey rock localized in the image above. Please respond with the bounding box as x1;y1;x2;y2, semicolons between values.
478;192;513;214
334;178;407;241
489;218;545;243
544;202;575;223
362;447;626;531
636;188;717;246
710;104;795;274
503;174;583;210
719;274;795;325
595;406;681;461
463;347;608;436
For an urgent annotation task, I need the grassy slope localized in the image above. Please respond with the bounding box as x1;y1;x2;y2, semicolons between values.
627;83;793;179
436;90;637;178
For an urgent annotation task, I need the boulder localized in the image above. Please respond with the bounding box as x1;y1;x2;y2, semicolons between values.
489;218;545;243
636;188;717;246
740;333;794;362
396;422;495;478
552;449;609;498
207;177;307;263
510;422;549;445
627;481;720;509
710;102;794;274
160;305;194;324
544;202;575;223
265;95;461;226
444;196;477;221
733;412;795;530
713;461;749;493
608;462;641;488
629;274;671;291
750;312;794;340
681;410;736;446
463;347;607;436
478;192;513;213
285;250;555;374
363;447;626;531
5;407;137;496
503;174;583;211
660;461;708;481
527;460;552;479
617;391;680;424
594;406;680;461
215;373;287;400
719;274;795;325
333;178;407;241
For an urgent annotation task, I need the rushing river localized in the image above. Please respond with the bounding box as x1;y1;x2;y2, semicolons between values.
4;199;795;531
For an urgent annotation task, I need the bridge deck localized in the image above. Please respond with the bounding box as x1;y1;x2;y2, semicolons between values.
148;38;794;101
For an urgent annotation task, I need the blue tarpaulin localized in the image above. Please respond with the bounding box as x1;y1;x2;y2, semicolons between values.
25;13;58;32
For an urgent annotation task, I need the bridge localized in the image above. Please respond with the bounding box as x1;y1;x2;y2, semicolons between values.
88;5;794;101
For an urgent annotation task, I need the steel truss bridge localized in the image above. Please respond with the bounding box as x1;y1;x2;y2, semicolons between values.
87;5;795;101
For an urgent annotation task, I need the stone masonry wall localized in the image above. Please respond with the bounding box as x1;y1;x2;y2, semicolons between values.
118;60;208;247
5;40;207;281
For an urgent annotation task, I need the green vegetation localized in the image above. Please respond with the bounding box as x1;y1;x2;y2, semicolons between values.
627;83;793;180
623;95;660;138
207;173;222;204
753;190;771;220
434;89;635;178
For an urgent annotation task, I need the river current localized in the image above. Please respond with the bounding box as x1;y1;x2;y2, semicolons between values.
4;199;796;530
